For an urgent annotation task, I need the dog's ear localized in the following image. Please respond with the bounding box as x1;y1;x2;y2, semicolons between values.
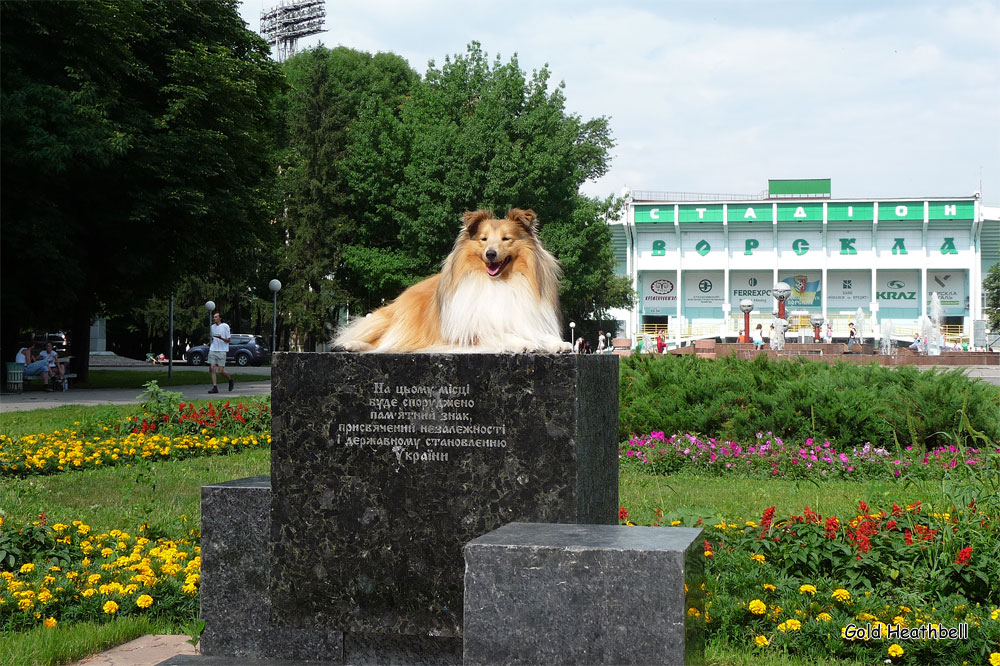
462;210;493;237
506;208;538;234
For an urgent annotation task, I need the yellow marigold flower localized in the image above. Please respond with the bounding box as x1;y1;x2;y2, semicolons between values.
44;617;57;628
82;589;96;598
18;598;33;611
832;588;851;603
37;590;52;603
670;520;681;526
777;619;801;632
19;563;35;574
799;584;817;596
816;612;832;622
751;554;766;564
102;600;118;614
88;574;102;586
888;644;904;658
136;594;153;608
991;609;1000;621
52;524;68;532
687;607;700;617
182;582;198;595
749;599;767;615
704;550;713;558
990;653;1000;666
763;583;776;592
754;635;769;647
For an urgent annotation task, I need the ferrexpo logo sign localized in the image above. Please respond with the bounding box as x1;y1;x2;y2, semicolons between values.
878;279;916;300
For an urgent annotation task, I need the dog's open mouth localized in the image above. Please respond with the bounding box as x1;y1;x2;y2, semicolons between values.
486;256;511;277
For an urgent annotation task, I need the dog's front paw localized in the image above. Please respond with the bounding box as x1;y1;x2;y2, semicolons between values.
338;340;375;352
544;340;573;354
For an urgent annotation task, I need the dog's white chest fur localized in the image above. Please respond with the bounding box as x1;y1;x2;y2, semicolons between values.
439;272;566;352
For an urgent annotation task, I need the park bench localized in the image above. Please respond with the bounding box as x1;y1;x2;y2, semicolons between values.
5;358;76;393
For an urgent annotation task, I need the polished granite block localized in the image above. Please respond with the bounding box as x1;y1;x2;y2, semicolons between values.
270;353;619;641
463;522;706;665
200;477;343;661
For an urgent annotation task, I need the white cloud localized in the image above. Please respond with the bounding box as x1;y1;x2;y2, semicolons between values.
240;0;1000;203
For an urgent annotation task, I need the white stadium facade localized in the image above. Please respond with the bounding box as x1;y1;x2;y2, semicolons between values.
607;179;1000;346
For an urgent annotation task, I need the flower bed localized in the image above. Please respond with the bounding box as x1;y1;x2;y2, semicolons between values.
619;500;1000;664
1;395;271;478
0;514;199;631
620;431;1000;481
0;429;270;477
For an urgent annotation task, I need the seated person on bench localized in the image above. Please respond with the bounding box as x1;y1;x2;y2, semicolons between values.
40;342;65;381
15;345;54;390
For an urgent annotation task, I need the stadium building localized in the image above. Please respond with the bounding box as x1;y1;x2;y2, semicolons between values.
608;179;999;346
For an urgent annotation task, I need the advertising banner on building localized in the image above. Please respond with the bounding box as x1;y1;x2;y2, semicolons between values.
683;271;725;310
729;271;773;313
926;270;967;315
826;271;871;310
876;270;920;312
640;271;678;315
778;271;822;308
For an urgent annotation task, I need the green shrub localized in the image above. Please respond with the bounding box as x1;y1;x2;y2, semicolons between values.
619;355;1000;449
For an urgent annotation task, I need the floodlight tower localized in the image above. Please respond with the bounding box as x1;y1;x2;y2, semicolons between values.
260;0;327;62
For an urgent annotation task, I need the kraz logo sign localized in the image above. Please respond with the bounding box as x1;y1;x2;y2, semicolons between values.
878;280;916;300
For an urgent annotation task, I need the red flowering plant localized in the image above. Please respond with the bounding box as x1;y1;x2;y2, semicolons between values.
629;499;1000;665
115;381;271;438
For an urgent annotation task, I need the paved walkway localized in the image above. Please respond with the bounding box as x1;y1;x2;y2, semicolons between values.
70;635;197;666
0;381;271;413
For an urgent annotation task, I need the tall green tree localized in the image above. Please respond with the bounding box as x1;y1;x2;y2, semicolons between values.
984;261;1000;332
540;195;635;327
275;47;418;344
0;0;283;378
344;42;622;316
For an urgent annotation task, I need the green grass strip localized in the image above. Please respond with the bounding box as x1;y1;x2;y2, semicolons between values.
0;617;178;666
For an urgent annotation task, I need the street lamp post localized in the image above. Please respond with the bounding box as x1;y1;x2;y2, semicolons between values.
269;280;282;354
739;299;754;343
810;313;825;343
772;282;792;321
204;300;215;340
569;322;576;348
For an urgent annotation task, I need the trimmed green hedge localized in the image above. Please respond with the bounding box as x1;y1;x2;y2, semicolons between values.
619;354;1000;448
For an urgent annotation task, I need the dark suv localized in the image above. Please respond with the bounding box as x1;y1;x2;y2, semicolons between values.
185;334;271;367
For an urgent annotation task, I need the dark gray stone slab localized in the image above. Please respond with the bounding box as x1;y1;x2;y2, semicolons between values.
463;522;705;665
270;353;619;644
156;658;338;666
200;476;343;661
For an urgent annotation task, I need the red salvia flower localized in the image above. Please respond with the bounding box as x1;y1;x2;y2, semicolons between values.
955;546;972;566
824;516;840;539
618;506;629;521
904;529;914;545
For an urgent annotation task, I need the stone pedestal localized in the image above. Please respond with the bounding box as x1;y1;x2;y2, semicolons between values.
269;353;619;659
200;477;342;661
463;523;705;665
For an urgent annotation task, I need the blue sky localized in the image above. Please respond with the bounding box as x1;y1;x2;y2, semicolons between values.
239;1;1000;204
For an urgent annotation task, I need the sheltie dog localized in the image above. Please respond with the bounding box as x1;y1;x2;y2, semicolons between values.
335;208;572;353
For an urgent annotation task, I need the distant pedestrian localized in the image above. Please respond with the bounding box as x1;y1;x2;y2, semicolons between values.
596;330;606;354
847;322;858;349
208;311;234;394
824;322;833;344
752;324;764;350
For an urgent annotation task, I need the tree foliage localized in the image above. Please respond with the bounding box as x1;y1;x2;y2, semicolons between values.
0;0;283;376
280;42;627;337
984;261;1000;332
274;47;418;342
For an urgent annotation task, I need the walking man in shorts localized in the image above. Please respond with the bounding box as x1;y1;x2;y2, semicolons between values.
208;311;234;394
